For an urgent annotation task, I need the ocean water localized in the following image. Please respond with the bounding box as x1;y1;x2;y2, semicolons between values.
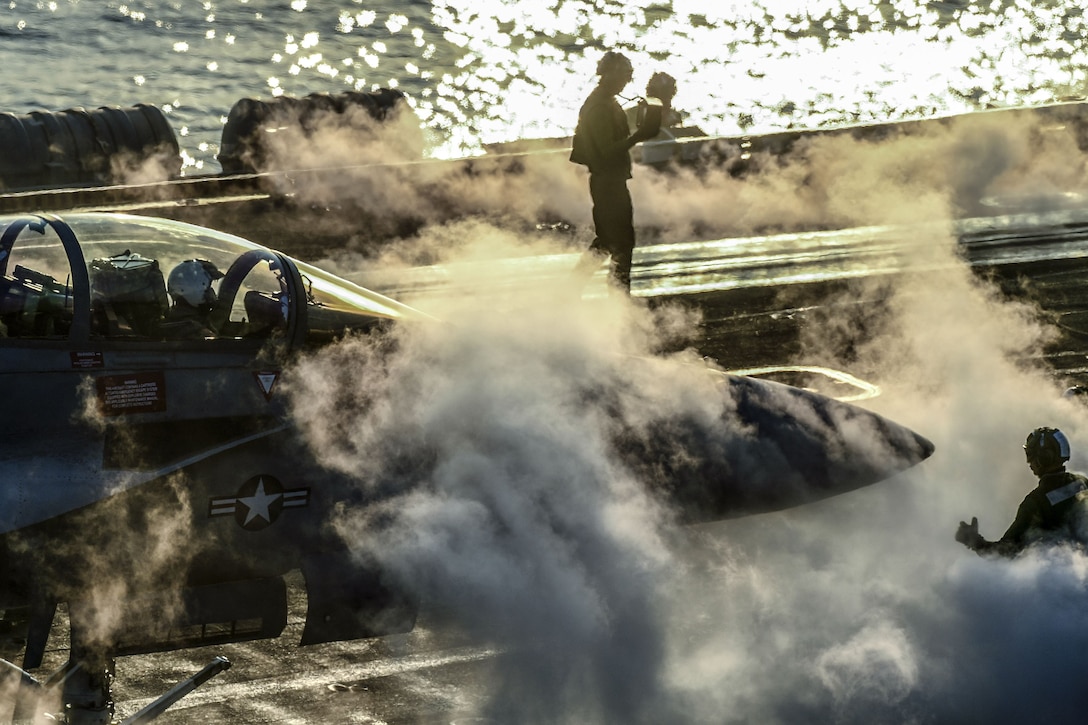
1;0;1086;173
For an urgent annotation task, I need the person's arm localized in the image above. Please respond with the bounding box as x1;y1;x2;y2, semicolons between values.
956;497;1034;557
580;100;656;167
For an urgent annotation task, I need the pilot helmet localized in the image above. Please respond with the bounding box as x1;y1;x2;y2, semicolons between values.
1024;426;1071;473
168;259;223;308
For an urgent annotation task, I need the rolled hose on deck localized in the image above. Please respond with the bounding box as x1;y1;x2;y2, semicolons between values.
0;104;180;192
218;88;407;174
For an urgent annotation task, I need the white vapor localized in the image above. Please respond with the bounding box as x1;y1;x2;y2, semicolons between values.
651;110;1088;724
278;102;1088;723
285;277;702;722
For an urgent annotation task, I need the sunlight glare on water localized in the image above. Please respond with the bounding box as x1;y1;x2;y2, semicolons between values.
0;0;1086;168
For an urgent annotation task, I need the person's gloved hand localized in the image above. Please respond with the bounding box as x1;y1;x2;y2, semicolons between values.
631;124;657;143
955;516;985;550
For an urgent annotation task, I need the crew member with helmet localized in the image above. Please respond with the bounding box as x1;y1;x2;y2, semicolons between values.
956;426;1088;556
569;50;660;293
628;71;682;137
163;258;224;339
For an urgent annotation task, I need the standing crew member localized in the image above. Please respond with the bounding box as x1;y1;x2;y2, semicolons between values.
956;426;1088;556
570;51;659;293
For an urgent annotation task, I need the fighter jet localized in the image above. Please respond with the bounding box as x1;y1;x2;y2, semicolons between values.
0;212;933;722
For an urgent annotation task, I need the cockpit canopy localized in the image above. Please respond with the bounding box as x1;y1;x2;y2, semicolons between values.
0;213;428;346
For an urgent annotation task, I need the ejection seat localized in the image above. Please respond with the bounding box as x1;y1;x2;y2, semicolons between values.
241;289;287;338
88;251;169;338
0;264;74;338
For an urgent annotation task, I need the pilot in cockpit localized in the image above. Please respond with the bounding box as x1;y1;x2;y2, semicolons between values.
162;258;224;339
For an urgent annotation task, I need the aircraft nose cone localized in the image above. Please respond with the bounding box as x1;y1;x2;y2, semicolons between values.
917;432;936;459
621;373;935;523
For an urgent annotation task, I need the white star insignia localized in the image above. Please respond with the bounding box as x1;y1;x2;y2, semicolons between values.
237;478;281;526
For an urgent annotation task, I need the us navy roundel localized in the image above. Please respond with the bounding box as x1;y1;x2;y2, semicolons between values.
208;475;311;531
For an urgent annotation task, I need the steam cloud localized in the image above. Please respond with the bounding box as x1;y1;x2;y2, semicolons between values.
0;388;207;720
238;98;1088;263
281;106;1088;723
286;278;701;721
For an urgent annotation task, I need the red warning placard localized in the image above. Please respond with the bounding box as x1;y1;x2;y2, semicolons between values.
96;372;167;416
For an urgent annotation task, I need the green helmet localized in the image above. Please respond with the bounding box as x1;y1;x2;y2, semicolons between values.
1024;426;1071;472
